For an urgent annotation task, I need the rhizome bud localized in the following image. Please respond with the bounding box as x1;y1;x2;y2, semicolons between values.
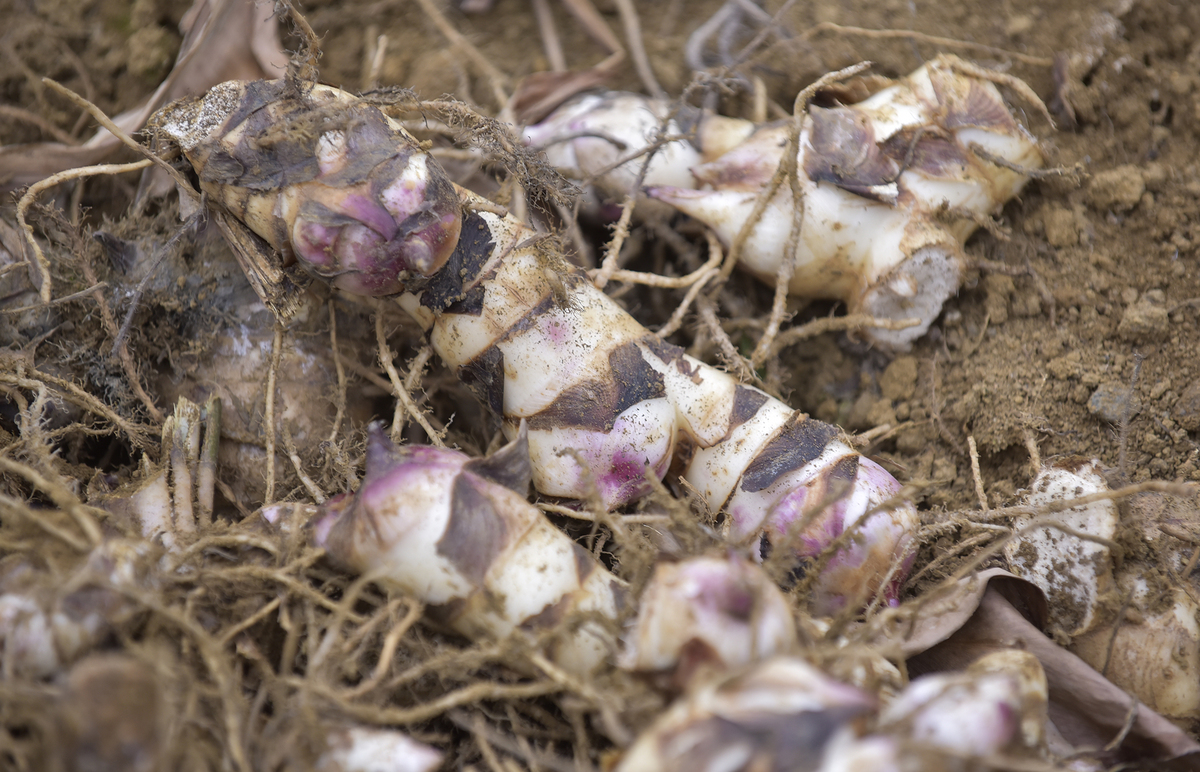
152;80;462;296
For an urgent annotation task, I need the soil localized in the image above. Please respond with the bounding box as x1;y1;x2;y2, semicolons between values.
2;0;1200;768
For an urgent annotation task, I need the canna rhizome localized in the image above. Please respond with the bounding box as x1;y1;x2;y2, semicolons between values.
150;76;918;615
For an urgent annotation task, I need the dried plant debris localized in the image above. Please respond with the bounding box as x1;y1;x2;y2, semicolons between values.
3;0;1200;769
0;0;287;192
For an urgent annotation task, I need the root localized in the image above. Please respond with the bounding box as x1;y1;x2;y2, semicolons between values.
967;435;988;514
798;22;1055;69
375;299;444;446
0;366;154;449
410;0;510;108
265;323;283;505
612;0;664;98
532;0;567;73
16;160;152;302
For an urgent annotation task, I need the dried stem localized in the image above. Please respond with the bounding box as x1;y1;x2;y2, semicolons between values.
410;0;510;108
968;435;988;514
265;323;284;504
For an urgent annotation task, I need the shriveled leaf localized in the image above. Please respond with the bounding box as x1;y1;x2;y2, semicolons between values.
0;0;286;192
911;584;1200;765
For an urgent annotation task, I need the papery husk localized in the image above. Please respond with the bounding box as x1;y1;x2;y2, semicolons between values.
906;575;1200;766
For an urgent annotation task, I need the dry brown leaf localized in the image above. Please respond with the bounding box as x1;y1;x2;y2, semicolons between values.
0;0;286;192
862;567;1046;659
512;66;618;125
910;582;1200;766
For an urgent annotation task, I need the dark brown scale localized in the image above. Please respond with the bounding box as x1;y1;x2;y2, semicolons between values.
420;210;496;313
424;597;468;627
881;129;971;179
527;340;666;432
727;386;771;435
570;541;597;584
739;415;840;494
457;291;562;417
521;596;573;629
641;334;686;365
458;345;506;417
218;80;289;143
437;474;510;583
827;455;861;487
462;428;533;493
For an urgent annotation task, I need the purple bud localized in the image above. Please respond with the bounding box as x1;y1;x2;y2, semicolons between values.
620;555;796;684
284;150;463;296
756;456;916;615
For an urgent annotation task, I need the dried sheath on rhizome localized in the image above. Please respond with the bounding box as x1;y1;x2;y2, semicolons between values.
152;78;917;615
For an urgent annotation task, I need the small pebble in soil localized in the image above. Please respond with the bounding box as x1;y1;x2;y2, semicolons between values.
1041;203;1079;248
880;356;919;401
1088;382;1135;423
1087;164;1146;211
1173;380;1200;432
1117;289;1170;341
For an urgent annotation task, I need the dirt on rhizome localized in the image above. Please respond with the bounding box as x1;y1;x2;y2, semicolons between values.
0;0;1199;769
